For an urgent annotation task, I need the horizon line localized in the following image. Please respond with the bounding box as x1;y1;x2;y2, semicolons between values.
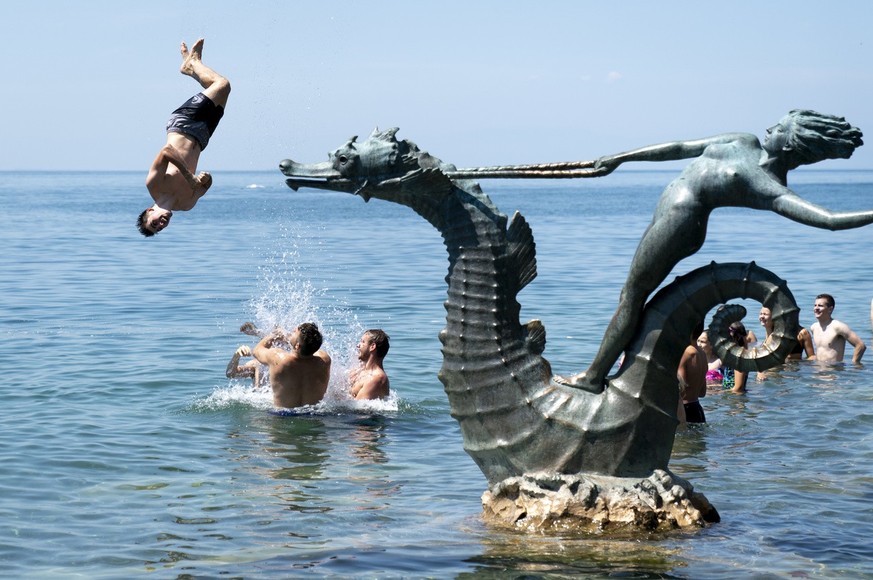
3;167;872;174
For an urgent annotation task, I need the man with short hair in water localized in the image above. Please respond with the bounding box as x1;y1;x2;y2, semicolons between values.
810;294;866;364
349;329;391;400
253;323;332;408
138;38;231;236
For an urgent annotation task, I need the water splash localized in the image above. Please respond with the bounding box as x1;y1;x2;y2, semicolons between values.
194;381;400;414
247;225;365;392
198;224;397;413
192;381;274;412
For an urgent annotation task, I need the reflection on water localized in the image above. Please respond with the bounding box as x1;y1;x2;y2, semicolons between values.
671;425;709;475
348;415;389;466
345;415;403;509
809;363;844;386
262;416;334;519
463;532;686;578
265;415;330;482
252;412;401;519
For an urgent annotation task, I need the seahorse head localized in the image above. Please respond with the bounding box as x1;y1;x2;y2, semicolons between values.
280;127;453;206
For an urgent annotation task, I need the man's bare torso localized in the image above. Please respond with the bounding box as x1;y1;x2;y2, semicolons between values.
680;345;707;403
811;320;848;362
350;367;389;400
147;134;203;210
270;353;331;408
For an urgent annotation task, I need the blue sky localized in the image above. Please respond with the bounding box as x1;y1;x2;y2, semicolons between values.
3;1;873;171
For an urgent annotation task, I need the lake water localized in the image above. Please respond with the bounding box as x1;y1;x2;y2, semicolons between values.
1;168;873;578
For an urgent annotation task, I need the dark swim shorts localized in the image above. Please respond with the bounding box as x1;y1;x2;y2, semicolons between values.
683;400;706;424
165;92;225;150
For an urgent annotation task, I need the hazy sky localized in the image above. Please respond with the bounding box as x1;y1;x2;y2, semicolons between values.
3;1;873;171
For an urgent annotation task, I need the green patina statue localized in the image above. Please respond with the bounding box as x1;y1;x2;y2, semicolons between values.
453;110;869;392
280;128;797;475
279;112;870;529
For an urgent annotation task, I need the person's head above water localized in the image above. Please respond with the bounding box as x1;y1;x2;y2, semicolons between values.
293;323;324;356
766;109;863;170
728;321;748;347
359;329;390;360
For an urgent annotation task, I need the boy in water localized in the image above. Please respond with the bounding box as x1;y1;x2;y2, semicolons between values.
138;38;231;236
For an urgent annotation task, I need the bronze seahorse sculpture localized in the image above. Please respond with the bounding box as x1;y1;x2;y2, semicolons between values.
280;128;799;487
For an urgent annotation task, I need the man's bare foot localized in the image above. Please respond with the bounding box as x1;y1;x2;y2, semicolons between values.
552;372;605;394
180;38;204;77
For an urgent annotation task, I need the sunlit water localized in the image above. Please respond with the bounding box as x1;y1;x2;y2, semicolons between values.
1;169;872;578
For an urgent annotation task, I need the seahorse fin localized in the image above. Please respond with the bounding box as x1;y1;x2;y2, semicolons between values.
524;319;546;355
507;211;537;291
400;167;455;196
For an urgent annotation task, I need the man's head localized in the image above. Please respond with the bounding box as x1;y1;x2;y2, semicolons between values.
137;207;173;237
813;293;835;321
358;329;390;361
769;110;863;170
293;322;323;356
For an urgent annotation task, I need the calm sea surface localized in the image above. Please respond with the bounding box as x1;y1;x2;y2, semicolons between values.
1;169;873;578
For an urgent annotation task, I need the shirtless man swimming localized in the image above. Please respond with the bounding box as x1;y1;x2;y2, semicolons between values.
253;323;332;408
137;38;231;236
811;294;866;364
349;329;390;400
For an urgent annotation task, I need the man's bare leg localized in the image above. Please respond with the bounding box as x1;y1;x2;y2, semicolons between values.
180;39;231;107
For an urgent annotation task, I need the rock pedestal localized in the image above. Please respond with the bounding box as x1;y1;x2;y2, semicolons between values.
482;469;720;532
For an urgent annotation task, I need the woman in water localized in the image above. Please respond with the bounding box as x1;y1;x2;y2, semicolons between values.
696;331;724;391
758;306;814;361
722;322;750;394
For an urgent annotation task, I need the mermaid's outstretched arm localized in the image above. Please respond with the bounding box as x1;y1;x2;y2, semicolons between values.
772;193;873;231
593;133;754;175
447;133;755;180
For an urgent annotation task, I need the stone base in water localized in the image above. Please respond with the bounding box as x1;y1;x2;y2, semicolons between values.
481;469;720;532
